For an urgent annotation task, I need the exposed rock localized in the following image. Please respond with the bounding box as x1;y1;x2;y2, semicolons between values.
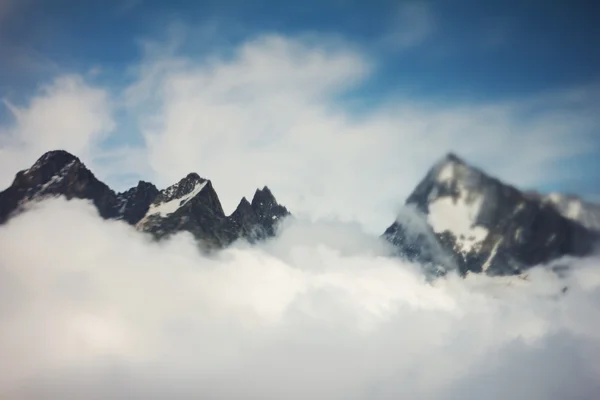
383;153;598;275
0;150;290;249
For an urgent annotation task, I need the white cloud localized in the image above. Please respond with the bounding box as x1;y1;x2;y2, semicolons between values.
126;32;599;232
0;198;599;399
0;30;598;232
0;75;115;188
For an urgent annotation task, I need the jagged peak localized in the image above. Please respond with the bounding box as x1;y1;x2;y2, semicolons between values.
428;152;491;188
157;173;208;203
442;152;465;164
231;196;254;217
118;180;159;197
239;196;251;206
183;172;203;182
136;180;156;187
26;150;82;174
34;149;79;163
251;186;276;207
164;172;207;189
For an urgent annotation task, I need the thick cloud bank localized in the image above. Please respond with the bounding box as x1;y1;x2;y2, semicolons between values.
0;198;599;399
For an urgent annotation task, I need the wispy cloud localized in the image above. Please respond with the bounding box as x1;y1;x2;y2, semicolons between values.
0;75;115;187
122;30;599;232
0;28;599;232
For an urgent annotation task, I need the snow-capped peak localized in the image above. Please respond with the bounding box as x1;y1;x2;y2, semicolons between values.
385;152;598;276
143;175;208;219
406;153;491;255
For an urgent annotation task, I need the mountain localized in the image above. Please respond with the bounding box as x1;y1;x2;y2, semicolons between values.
383;153;599;276
0;150;139;224
0;150;289;248
135;174;289;248
526;191;600;231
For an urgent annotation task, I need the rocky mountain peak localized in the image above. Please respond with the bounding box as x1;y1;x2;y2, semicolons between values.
229;197;260;229
13;150;82;189
0;150;122;223
234;197;253;213
1;150;290;249
26;150;79;173
250;186;290;235
116;181;159;225
385;153;598;276
154;173;208;205
251;186;276;208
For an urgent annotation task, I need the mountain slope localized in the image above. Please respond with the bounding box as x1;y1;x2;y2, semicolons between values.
383;154;598;275
0;150;138;223
0;150;289;248
526;191;600;231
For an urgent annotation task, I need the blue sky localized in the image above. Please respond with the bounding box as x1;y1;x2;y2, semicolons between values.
2;0;599;97
1;0;599;230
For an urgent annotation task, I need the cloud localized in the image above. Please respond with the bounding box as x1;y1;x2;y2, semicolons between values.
1;29;598;232
0;75;115;188
125;31;600;232
0;198;599;399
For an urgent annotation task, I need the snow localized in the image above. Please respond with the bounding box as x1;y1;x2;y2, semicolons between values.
566;200;582;220
117;197;128;215
145;181;207;218
548;193;564;204
35;160;76;195
482;238;503;272
39;175;62;192
514;228;523;241
514;203;525;213
436;163;455;183
546;193;581;219
427;190;488;253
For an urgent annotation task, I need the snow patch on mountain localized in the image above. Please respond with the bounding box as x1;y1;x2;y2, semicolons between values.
146;181;208;218
436;162;456;183
428;191;488;253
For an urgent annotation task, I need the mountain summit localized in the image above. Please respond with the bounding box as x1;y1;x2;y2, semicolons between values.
384;153;599;275
0;150;289;248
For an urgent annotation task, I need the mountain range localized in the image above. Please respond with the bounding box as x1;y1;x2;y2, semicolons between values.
1;150;598;275
0;150;289;250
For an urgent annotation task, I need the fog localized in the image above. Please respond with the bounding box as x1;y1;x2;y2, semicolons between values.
0;198;599;399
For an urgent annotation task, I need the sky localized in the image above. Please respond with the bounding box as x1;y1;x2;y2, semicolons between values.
1;0;600;232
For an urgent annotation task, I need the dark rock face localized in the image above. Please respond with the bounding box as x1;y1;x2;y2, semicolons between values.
383;153;598;276
116;181;160;225
251;187;290;237
0;150;122;223
0;150;290;249
525;191;600;232
136;176;290;248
